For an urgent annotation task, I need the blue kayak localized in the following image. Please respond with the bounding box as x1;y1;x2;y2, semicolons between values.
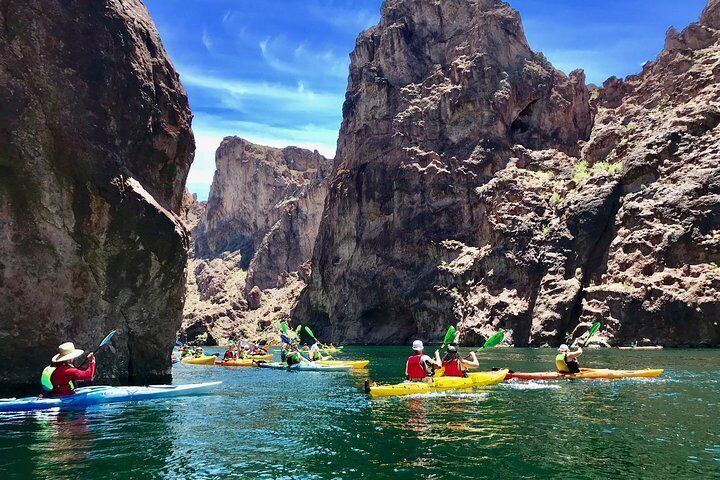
0;382;221;412
257;362;351;372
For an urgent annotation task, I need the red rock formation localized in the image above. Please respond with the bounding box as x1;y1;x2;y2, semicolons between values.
0;0;194;389
295;0;720;347
182;138;331;344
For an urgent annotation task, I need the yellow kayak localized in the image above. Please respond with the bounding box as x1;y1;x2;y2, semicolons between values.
367;370;508;397
216;354;273;366
316;360;369;369
181;355;217;365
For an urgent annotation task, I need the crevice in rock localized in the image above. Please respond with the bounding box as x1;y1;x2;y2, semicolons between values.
510;99;539;137
563;182;625;338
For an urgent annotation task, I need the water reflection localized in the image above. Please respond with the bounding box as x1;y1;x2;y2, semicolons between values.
31;410;92;478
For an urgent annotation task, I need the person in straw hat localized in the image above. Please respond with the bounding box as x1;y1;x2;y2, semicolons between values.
41;342;96;396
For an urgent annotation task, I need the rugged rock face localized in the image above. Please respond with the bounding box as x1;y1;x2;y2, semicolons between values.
183;138;331;344
567;0;720;346
0;0;194;390
295;0;720;347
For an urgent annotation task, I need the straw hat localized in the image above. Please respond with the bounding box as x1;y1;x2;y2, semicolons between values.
52;342;84;363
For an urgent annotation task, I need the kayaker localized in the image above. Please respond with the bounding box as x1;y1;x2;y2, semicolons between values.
223;343;237;361
193;347;205;358
405;340;441;382
41;342;96;396
556;344;582;374
285;344;310;366
441;346;479;377
308;342;329;362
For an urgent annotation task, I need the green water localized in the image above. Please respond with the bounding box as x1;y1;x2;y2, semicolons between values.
1;347;719;479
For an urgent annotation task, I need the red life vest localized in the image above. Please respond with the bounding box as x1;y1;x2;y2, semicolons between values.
442;358;464;377
407;355;427;379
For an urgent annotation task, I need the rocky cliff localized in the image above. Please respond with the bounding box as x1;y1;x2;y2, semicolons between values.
294;0;720;347
183;138;330;344
0;0;194;390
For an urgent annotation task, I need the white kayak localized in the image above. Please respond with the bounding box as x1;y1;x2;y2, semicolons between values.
0;382;221;413
257;362;352;372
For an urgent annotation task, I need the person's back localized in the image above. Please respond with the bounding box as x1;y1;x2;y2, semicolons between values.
406;340;441;382
555;344;582;373
441;347;478;377
41;342;96;397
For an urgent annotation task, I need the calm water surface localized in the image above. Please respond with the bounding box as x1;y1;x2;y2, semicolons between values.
1;347;719;479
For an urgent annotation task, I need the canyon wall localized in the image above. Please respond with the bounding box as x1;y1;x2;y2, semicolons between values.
183;138;331;344
0;0;194;390
294;0;720;347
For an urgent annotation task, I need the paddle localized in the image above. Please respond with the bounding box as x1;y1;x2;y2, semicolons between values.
280;322;290;335
478;330;505;350
305;326;319;343
78;330;116;369
440;326;457;350
463;330;505;359
583;322;601;347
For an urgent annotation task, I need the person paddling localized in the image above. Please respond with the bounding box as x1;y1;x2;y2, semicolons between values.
405;340;441;382
41;342;96;397
556;344;583;374
285;344;310;366
441;345;479;377
308;342;330;362
223;343;238;361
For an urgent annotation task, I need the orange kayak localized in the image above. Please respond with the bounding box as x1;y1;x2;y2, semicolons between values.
506;368;664;380
618;346;663;350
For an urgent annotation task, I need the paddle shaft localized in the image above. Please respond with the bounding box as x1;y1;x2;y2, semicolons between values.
78;331;116;369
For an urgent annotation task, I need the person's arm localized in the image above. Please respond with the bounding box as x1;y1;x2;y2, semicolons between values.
68;355;96;382
462;352;479;368
425;352;442;368
405;359;410;377
567;347;583;361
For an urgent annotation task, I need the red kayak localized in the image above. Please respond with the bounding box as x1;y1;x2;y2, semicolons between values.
506;368;664;380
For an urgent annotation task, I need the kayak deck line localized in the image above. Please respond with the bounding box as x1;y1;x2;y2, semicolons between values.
505;368;664;381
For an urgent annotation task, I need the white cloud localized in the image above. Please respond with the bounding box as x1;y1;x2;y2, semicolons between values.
307;1;380;32
201;27;213;51
180;69;343;113
258;36;350;79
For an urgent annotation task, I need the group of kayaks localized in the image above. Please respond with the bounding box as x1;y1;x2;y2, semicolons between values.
179;350;369;372
0;341;666;411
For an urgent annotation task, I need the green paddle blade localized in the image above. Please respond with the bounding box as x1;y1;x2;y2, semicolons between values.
295;324;303;338
442;326;457;347
305;326;317;341
280;322;289;335
587;322;601;339
481;330;504;349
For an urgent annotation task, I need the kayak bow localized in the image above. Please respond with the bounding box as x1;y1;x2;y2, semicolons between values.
181;355;218;365
315;360;370;369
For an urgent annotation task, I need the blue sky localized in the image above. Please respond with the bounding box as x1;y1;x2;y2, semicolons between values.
144;0;706;200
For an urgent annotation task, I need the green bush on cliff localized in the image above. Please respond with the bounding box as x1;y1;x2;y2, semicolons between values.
573;160;622;185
